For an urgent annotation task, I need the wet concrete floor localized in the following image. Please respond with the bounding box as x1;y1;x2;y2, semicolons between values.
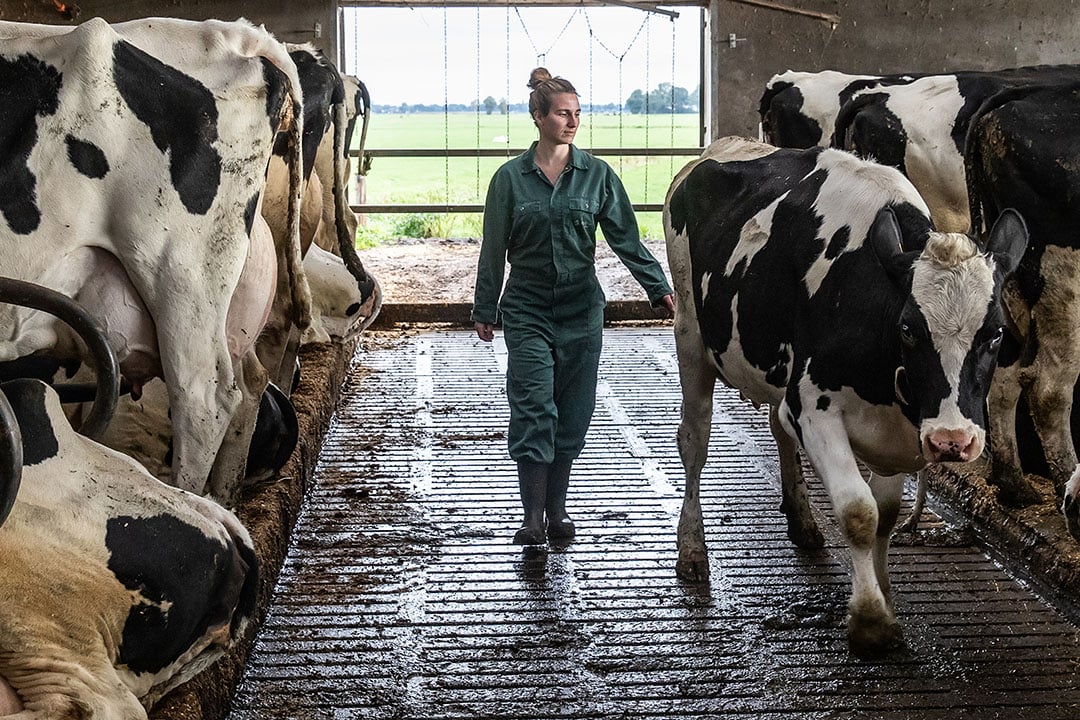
228;327;1080;719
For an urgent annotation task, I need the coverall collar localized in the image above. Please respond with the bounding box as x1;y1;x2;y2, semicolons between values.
519;141;591;174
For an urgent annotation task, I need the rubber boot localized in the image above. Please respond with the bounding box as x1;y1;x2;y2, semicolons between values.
513;461;548;545
546;460;576;540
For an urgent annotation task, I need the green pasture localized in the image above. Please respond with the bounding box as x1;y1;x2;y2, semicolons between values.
353;112;703;245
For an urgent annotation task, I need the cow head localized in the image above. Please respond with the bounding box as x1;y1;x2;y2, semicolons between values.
870;207;1027;463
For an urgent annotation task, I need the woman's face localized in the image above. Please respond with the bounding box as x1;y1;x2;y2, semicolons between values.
535;93;581;146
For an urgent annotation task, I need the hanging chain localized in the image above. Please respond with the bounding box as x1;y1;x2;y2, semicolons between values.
617;63;623;175
443;7;450;207
515;8;579;67
644;16;650;204
505;6;511;152
475;6;481;202
584;11;649;62
670;15;677;182
587;17;594;149
584;9;649;176
351;8;359;76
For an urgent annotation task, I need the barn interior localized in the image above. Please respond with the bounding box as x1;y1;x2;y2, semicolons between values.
2;2;1080;719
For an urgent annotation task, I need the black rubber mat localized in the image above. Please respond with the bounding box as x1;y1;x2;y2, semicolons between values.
228;327;1080;720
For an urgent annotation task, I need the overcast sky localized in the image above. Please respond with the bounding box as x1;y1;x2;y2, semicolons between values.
342;6;702;107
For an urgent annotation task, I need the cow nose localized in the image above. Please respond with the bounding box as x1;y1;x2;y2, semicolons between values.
924;429;980;463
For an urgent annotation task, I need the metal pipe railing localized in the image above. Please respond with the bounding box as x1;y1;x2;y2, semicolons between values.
349;146;703;214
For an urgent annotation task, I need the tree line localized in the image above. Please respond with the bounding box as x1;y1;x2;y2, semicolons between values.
372;83;699;114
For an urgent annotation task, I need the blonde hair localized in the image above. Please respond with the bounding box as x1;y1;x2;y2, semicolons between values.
527;67;578;118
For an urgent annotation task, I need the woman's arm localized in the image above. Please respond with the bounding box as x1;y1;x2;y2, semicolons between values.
472;170;513;327
597;165;674;305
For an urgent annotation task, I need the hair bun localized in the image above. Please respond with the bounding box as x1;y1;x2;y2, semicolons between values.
527;67;553;90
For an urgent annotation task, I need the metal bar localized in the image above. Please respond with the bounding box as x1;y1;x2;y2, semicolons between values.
352;203;666;213
355;147;704;158
726;0;840;26
600;0;681;19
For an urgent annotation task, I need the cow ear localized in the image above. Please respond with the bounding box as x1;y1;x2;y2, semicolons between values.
985;208;1028;276
868;207;917;284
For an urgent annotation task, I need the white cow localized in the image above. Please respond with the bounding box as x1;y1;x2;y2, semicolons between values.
0;18;307;503
0;378;257;718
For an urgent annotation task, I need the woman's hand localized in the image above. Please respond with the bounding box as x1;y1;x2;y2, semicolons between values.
660;293;676;318
475;322;495;342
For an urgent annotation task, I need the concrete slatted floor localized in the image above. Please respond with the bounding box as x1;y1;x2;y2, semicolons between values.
228;327;1080;720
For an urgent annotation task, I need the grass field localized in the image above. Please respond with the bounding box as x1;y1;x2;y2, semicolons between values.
354;112;703;244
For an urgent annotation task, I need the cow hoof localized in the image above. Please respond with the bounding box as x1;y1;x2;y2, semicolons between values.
787;522;825;549
847;614;905;659
895;515;919;534
675;556;710;583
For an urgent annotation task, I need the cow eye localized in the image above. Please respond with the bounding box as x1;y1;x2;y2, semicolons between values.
900;323;916;347
988;326;1004;349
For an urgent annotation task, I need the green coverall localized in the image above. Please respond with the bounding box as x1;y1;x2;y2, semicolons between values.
473;142;672;465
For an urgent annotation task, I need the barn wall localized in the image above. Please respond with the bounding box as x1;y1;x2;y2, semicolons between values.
710;0;1080;138
0;0;338;61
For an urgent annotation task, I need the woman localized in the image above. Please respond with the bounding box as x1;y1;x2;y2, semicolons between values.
473;68;675;545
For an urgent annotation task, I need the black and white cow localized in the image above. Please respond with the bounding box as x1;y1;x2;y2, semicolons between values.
0;378;257;717
664;136;1026;656
259;45;379;389
0;18;307;503
303;69;382;345
759;70;917;149
829;65;1080;233
965;82;1080;533
764;66;1080;526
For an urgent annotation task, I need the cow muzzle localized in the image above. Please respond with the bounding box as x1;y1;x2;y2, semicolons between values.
922;427;983;464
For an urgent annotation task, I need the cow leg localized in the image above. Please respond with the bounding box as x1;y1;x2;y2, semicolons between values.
895;470;926;533
674;323;716;583
1028;369;1080;498
768;404;824;548
208;351;268;507
795;412;902;657
986;361;1040;506
1026;268;1080;498
868;471;905;611
160;330;241;496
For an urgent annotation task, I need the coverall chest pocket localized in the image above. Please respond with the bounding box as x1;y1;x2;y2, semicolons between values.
568;197;597;233
511;200;545;238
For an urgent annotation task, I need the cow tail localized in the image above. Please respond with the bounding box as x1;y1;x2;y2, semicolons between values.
284;88;313;330
963;107;988;238
332;99;377;300
354;79;372;173
831;92;876;150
